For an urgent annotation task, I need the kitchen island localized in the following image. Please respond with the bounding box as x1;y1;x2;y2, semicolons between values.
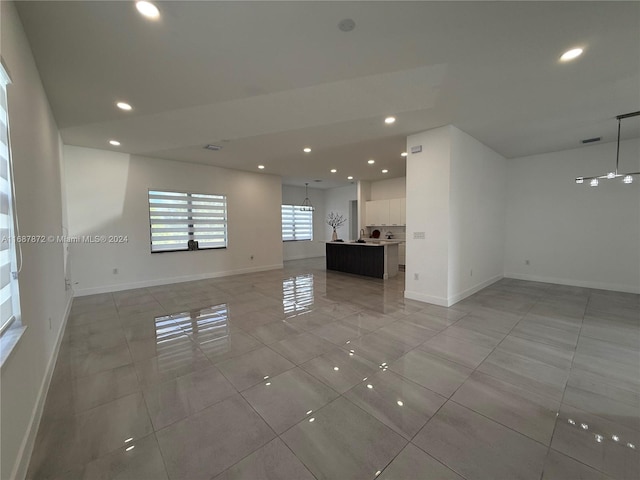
326;241;399;279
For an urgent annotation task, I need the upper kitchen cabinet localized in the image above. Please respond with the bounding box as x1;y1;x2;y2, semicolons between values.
365;200;390;226
365;198;405;226
389;198;406;226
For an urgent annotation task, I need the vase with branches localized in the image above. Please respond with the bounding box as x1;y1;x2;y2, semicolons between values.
326;212;347;241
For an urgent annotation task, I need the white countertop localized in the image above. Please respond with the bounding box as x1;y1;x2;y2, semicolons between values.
327;241;400;247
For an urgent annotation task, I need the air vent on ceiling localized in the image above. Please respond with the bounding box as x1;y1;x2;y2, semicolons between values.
204;144;223;151
313;179;322;182
581;137;601;144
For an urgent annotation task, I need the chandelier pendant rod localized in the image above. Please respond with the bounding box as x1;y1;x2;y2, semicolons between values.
615;116;621;176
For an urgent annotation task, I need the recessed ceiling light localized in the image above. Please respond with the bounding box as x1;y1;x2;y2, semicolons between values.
303;147;311;153
136;1;160;19
338;18;356;32
384;116;396;124
330;169;337;173
116;102;132;111
382;169;389;173
560;48;583;62
109;140;121;146
401;152;407;157
347;176;353;180
368;159;375;164
258;165;265;169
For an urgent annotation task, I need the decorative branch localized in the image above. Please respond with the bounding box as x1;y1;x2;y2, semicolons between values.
326;212;347;229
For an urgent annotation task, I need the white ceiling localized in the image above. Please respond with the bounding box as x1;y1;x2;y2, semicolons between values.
15;1;640;188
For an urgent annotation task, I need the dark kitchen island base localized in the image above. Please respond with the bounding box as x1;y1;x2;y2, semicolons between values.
326;241;399;279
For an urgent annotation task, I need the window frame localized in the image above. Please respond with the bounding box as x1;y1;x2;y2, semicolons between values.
281;204;313;242
0;59;25;366
148;189;228;253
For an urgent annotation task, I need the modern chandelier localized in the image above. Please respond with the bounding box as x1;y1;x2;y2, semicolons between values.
575;111;640;186
300;182;315;211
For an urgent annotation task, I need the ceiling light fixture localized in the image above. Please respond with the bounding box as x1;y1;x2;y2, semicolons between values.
368;159;375;164
303;147;311;153
382;169;388;173
575;111;640;186
560;48;583;62
401;152;407;157
300;182;315;211
116;102;132;111
258;165;265;169
384;116;396;124
347;176;353;180
109;140;121;146
136;1;160;19
330;169;337;173
338;18;356;32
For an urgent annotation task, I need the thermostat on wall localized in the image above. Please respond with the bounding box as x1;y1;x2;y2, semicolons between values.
410;145;422;154
413;232;425;239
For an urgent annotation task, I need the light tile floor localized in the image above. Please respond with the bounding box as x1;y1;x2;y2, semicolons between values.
27;258;639;479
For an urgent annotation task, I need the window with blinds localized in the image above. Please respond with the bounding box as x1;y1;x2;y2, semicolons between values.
0;62;21;337
281;205;313;241
148;190;227;253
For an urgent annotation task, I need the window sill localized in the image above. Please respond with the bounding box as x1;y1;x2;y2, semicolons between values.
151;246;227;254
0;324;27;368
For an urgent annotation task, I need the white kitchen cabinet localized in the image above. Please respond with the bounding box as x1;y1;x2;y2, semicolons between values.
389;198;406;226
365;200;390;226
366;198;405;226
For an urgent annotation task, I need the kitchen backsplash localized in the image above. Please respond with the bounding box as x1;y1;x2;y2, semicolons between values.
366;226;406;241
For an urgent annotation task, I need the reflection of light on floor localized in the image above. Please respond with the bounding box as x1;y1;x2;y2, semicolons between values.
565;417;635;449
154;304;229;368
172;304;229;336
282;274;314;316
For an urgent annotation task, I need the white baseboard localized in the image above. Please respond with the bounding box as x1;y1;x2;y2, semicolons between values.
405;274;503;307
74;263;284;296
504;272;640;294
448;274;503;305
283;254;325;261
11;291;73;480
404;290;449;307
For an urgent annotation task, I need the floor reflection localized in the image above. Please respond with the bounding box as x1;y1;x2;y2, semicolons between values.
283;274;314;317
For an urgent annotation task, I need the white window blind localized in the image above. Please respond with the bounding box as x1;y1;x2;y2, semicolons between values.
148;190;227;253
0;62;20;336
281;205;313;241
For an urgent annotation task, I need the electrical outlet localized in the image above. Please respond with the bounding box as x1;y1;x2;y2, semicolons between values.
113;268;119;274
525;260;530;265
414;273;419;280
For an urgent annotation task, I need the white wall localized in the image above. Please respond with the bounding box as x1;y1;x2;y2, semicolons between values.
64;146;283;294
449;126;506;302
0;3;72;478
281;184;326;260
370;177;406;200
405;125;506;306
405;126;452;305
505;139;640;293
324;184;357;240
